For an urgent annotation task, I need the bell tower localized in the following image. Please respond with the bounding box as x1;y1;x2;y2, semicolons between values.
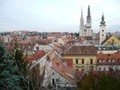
99;13;106;45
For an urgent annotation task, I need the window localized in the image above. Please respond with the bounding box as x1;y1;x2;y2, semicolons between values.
112;39;115;45
90;59;93;64
90;66;94;71
102;30;104;32
102;34;104;36
81;68;84;72
76;68;79;71
82;59;84;64
76;59;78;64
52;72;54;75
56;78;60;82
103;67;106;71
98;67;101;71
84;29;87;32
36;46;39;50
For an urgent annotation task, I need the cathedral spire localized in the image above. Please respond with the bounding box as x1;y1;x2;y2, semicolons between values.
86;5;92;28
81;8;83;18
80;8;84;27
87;5;91;17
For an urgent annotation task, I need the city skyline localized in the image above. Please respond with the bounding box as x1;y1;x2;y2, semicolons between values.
0;0;120;33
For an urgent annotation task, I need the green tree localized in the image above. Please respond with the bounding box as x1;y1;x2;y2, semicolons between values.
10;39;45;90
77;72;120;90
77;72;95;90
95;75;120;90
10;39;29;89
0;44;22;90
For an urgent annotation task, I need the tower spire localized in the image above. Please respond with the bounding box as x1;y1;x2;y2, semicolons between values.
81;8;83;18
100;12;106;26
86;5;92;28
87;5;91;17
80;8;84;27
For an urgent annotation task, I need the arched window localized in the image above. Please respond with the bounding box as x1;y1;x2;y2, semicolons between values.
98;67;101;71
103;67;106;71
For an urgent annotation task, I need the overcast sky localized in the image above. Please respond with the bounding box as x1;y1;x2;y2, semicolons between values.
0;0;120;33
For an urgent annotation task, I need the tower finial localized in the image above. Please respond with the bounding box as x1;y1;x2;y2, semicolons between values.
102;12;104;21
100;12;105;25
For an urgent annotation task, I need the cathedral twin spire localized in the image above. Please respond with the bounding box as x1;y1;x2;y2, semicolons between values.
79;5;92;37
80;5;92;28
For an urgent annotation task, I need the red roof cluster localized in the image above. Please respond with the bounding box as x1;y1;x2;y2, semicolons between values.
48;50;77;84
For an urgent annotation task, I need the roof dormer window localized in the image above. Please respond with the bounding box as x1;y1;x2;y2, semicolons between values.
99;60;102;63
108;60;111;63
112;60;115;63
103;60;106;63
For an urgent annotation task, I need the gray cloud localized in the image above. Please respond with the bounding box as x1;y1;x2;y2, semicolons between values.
0;0;120;33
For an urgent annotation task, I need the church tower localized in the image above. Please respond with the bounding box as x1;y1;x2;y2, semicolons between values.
99;13;106;45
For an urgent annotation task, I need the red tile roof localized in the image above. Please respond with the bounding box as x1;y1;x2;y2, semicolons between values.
97;52;120;65
51;56;76;84
25;50;45;64
63;45;97;55
83;36;93;40
48;50;77;84
62;58;73;67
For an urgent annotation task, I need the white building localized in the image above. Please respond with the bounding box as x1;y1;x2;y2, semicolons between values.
33;43;53;52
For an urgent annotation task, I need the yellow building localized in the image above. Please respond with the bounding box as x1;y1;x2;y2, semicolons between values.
102;35;120;46
61;45;97;72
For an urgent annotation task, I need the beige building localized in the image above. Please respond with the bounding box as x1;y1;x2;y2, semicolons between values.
61;45;97;72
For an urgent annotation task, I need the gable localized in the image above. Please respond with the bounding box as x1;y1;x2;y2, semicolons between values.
102;35;120;46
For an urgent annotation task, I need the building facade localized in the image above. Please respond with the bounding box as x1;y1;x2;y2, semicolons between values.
61;45;97;72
